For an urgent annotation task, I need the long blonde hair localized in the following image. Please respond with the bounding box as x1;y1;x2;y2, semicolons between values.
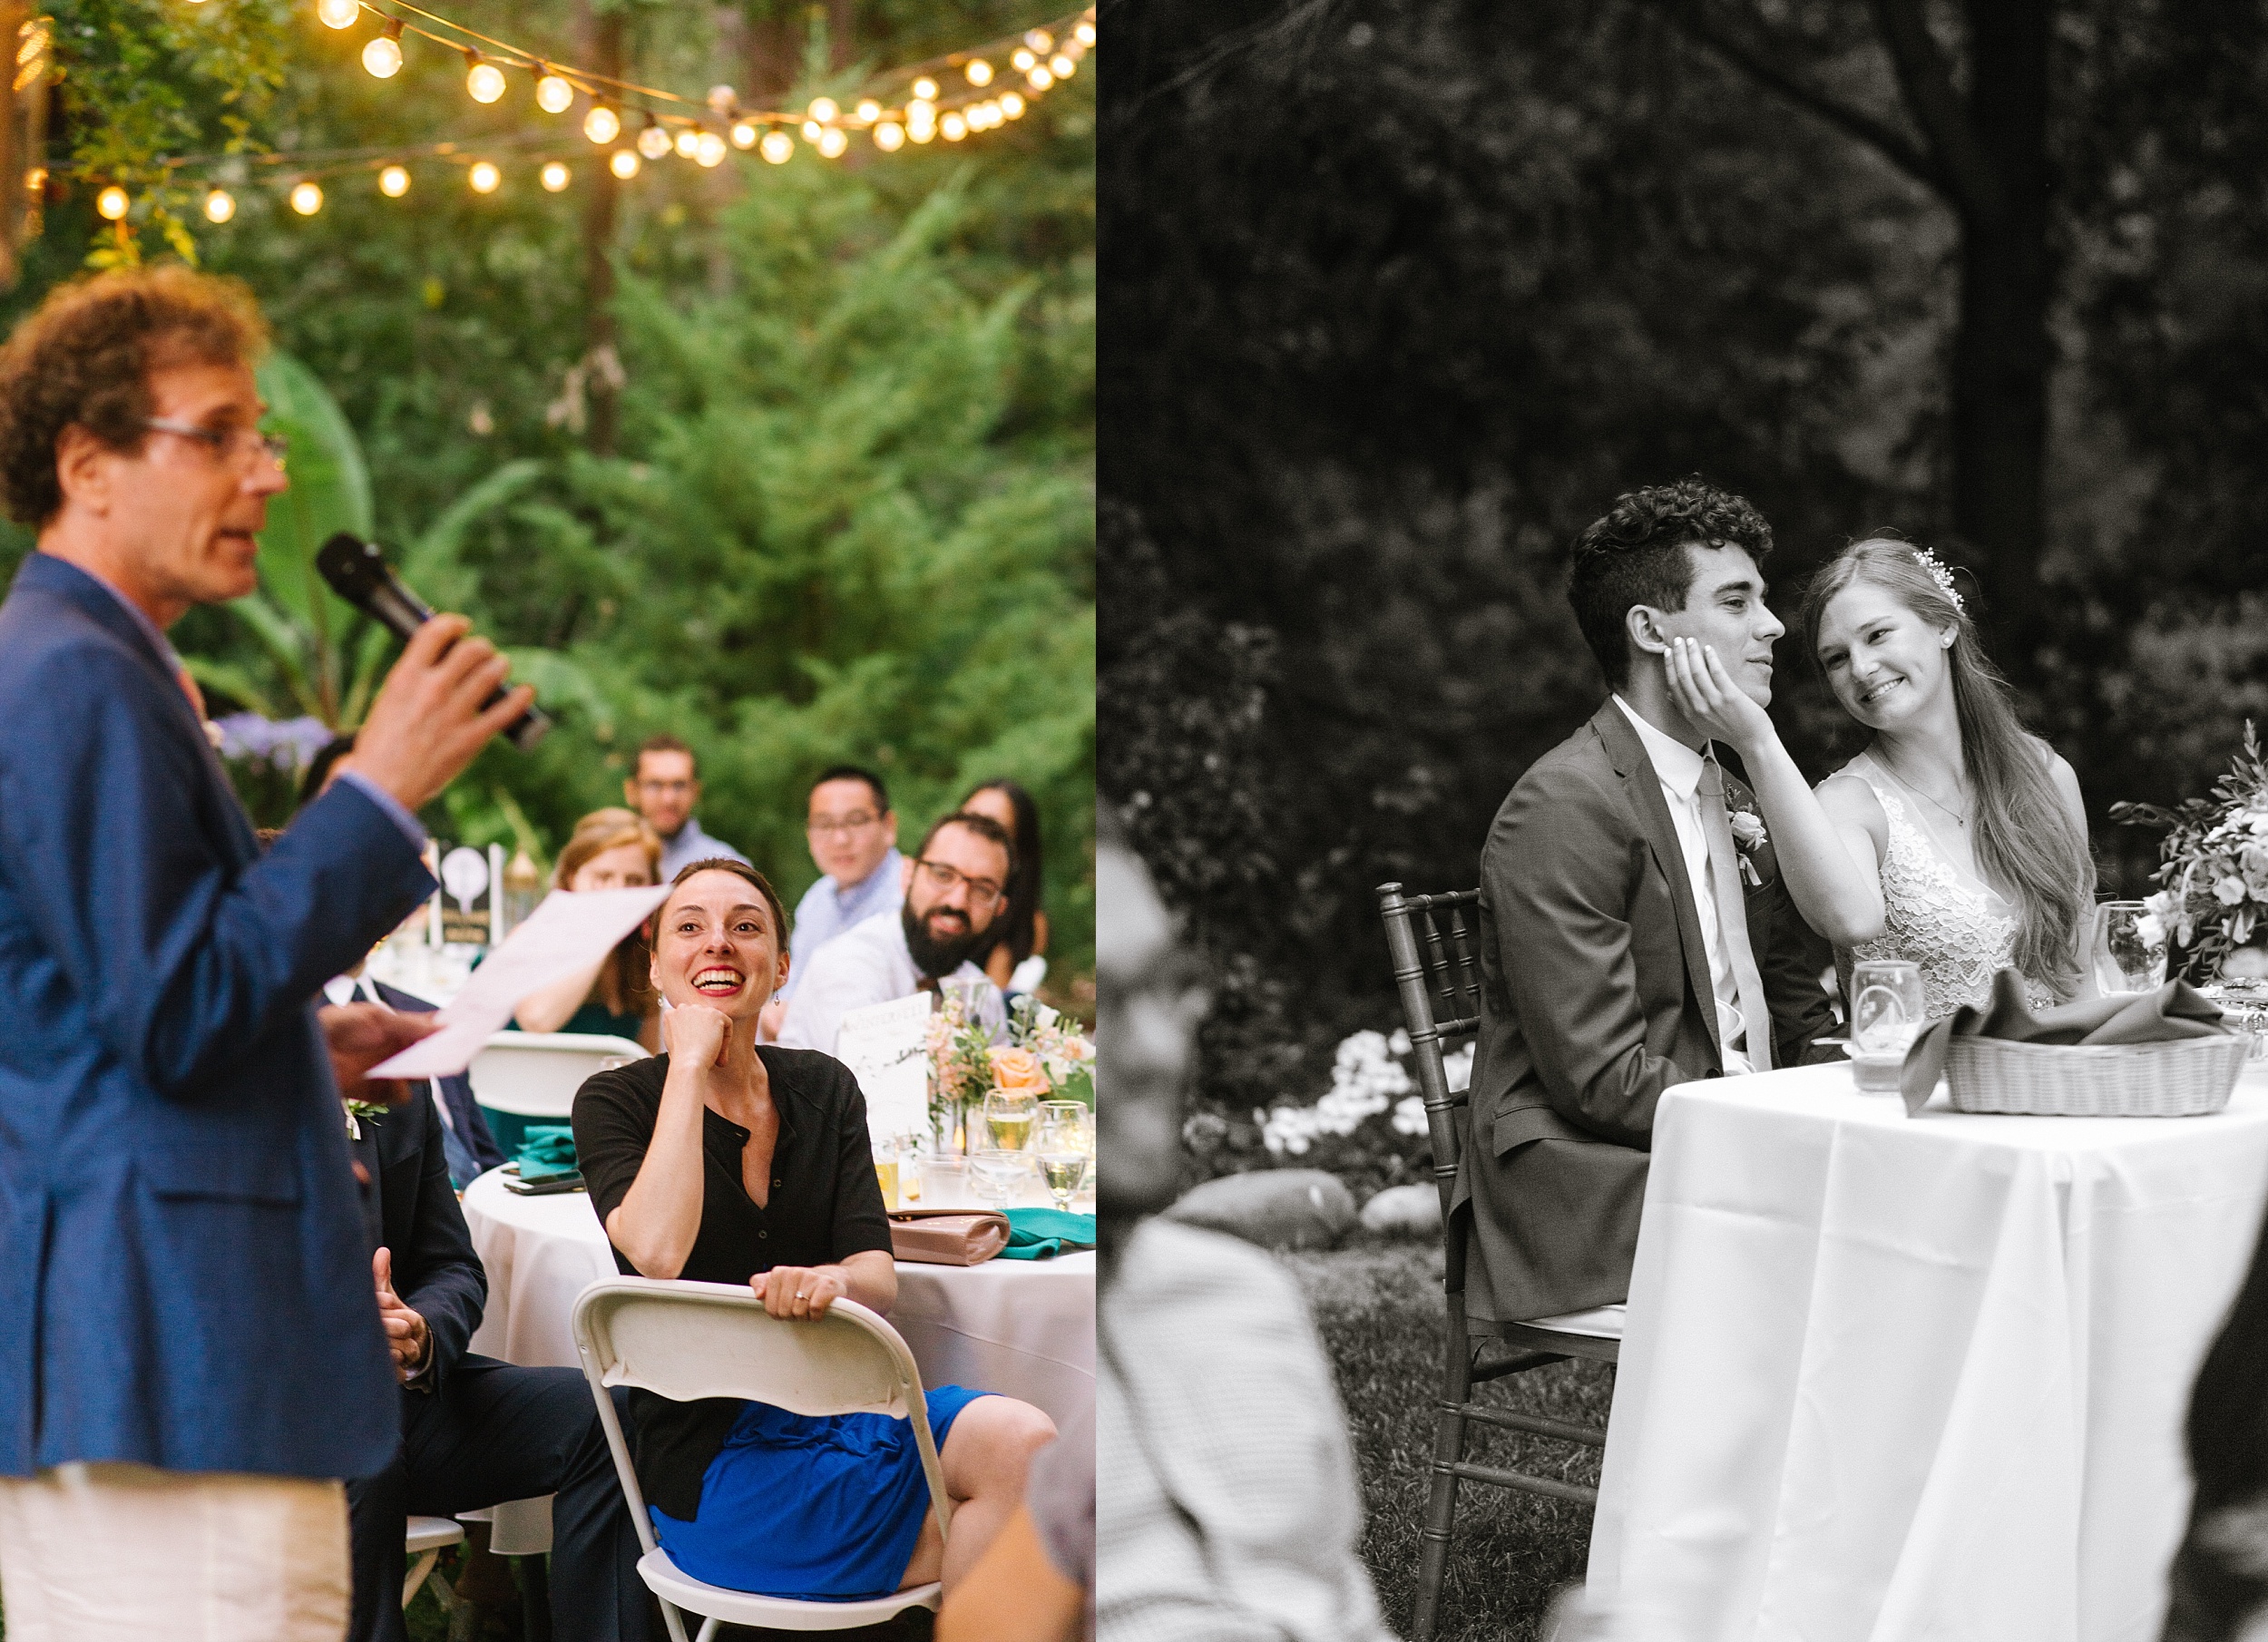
1800;539;2096;994
553;807;661;1018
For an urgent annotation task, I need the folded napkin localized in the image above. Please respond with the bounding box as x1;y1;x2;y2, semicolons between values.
1000;1207;1097;1260
1899;969;2230;1114
516;1124;580;1182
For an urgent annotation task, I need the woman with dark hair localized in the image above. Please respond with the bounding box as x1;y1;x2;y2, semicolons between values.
572;858;1057;1601
959;779;1049;994
1667;537;2096;1014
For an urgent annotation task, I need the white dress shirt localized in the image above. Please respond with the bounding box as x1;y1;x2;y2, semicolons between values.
1612;696;1751;1074
775;912;1004;1057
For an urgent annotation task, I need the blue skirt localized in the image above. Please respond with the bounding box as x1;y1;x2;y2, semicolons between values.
650;1386;989;1600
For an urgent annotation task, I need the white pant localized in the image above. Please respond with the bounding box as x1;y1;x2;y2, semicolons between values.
0;1462;349;1641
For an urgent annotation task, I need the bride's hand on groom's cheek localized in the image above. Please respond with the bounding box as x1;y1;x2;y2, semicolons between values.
1666;636;1774;752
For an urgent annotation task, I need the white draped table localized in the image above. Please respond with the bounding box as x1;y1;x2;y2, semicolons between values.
457;1167;1096;1553
1587;1060;2268;1642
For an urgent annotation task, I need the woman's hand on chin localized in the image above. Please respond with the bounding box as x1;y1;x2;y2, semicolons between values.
752;1265;847;1321
663;1002;733;1067
1667;636;1777;755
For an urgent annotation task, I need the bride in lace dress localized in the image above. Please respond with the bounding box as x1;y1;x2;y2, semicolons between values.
1667;538;2096;1016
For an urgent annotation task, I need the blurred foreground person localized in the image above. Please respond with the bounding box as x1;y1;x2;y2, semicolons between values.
2164;1201;2268;1641
1095;811;1397;1642
513;807;664;1047
0;267;533;1640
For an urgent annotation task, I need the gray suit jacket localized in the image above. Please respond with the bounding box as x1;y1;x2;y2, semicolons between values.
1453;699;1836;1324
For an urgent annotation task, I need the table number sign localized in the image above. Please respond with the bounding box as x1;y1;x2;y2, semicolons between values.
836;992;935;1142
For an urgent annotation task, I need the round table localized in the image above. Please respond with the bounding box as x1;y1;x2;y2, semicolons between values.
457;1165;1097;1554
1588;1060;2268;1642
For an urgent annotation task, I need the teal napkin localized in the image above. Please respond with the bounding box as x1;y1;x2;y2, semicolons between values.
516;1124;579;1183
1001;1207;1096;1260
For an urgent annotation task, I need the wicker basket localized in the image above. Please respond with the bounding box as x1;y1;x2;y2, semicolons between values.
1942;1032;2251;1117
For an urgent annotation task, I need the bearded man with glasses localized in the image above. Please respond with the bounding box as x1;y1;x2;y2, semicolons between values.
777;809;1015;1058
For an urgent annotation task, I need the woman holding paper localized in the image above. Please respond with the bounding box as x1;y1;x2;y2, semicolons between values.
511;807;664;1048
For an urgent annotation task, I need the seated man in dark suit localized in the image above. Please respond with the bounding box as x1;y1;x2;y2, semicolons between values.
346;1076;650;1642
1455;479;1837;1333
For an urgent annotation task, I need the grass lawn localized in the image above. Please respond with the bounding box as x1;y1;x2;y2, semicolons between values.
1282;1235;1613;1642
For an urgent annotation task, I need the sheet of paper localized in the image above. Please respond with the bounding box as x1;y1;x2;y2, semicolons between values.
834;992;934;1140
368;885;670;1078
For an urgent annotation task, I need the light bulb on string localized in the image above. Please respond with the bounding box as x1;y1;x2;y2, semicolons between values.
707;84;737;116
912;76;938;101
584;104;620;143
855;99;881;123
1024;29;1054;51
730;120;758;149
1074;19;1096;44
801;120;823;144
907;103;937;142
203;188;234;223
362;22;403;78
817;127;847;158
695;131;727;167
807;97;838;123
1000;91;1025;119
1050;54;1075;78
963;58;992;86
535;73;574;113
759;130;794;164
637;122;671;161
874;121;904;151
1012;48;1035;72
468;161;500;194
1026;64;1053;91
541;161;570;191
965;103;992;132
290;181;324;215
941;110;968;141
465;56;505;104
379;163;410;196
95;185;129;220
316;0;358;28
673;128;699;159
609;149;640;180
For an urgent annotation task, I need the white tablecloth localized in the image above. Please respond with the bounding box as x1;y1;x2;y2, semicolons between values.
458;1167;1097;1553
1588;1060;2268;1642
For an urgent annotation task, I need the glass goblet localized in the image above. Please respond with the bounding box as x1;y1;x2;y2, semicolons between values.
2095;900;2168;995
967;1148;1027;1209
982;1088;1040;1152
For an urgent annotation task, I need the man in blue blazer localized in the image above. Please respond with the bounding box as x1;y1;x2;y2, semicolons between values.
0;269;535;1637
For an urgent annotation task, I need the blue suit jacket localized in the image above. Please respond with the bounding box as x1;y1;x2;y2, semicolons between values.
0;552;436;1481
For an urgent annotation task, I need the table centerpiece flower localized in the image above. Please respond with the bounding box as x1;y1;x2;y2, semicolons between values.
2111;720;2268;982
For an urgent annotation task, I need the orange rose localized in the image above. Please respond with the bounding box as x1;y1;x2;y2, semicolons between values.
987;1046;1051;1095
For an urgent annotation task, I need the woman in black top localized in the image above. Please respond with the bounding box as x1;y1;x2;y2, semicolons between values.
573;858;1057;1602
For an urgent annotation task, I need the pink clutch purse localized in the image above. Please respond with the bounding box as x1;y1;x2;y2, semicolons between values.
888;1208;1010;1266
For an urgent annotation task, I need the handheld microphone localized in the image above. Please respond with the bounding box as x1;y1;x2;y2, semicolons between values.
316;533;550;751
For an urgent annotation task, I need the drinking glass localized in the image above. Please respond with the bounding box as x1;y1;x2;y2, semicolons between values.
1849;960;1925;1094
892;1133;924;1204
2095;900;2168;995
968;1148;1027;1209
983;1089;1040;1152
1034;1101;1095;1212
873;1154;899;1210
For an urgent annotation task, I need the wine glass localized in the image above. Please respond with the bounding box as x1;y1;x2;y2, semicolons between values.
1848;960;1925;1094
2095;901;2168;995
983;1089;1039;1152
968;1148;1027;1209
1034;1101;1093;1211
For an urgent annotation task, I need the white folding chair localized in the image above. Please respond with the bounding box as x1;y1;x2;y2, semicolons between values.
571;1277;953;1641
403;1515;466;1611
468;1031;646;1154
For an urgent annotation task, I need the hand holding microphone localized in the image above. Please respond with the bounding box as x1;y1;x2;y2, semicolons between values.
319;534;543;812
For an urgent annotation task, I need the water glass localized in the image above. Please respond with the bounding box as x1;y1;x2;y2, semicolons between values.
983;1089;1040;1152
1035;1100;1093;1156
1849;960;1925;1094
968;1148;1027;1208
2095;901;2168;995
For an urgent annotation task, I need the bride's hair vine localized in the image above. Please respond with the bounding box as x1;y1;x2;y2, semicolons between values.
1911;545;1964;614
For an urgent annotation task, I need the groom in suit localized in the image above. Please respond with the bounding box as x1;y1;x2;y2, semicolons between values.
1456;479;1836;1329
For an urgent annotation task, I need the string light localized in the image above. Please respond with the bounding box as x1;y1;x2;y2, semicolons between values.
1074;19;1096;44
874;121;904;151
855;99;881;122
465;54;506;103
541;160;570;191
468;161;500;193
535;73;574;113
96;186;129;220
1049;53;1075;78
637;122;670;161
759;130;793;164
317;0;359;28
1026;64;1053;91
362;21;404;79
1000;91;1025;118
584;104;620;143
379;163;410;196
912;76;938;101
817;127;848;158
730;120;758;149
203;187;234;222
695;131;727;167
964;58;993;86
1012;48;1035;71
1025;29;1055;50
907;102;937;143
673;128;699;159
289;181;324;215
609;148;639;179
801;120;823;144
707;84;737;115
941;110;968;141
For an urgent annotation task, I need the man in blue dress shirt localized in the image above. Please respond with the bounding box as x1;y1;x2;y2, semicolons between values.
0;268;535;1638
762;765;904;1040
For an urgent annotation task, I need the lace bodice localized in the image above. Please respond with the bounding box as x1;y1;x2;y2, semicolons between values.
1839;757;2056;1018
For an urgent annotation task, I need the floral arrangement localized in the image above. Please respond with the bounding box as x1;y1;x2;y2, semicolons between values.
1257;1027;1468;1161
2111;720;2268;980
1004;995;1097;1105
925;991;995;1141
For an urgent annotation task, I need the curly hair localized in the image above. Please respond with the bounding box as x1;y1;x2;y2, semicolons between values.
1567;478;1774;687
0;267;269;526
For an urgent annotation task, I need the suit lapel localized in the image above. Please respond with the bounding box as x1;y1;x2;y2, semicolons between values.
1589;700;1723;1066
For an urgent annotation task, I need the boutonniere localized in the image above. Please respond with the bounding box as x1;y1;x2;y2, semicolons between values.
344;1098;386;1140
1726;804;1769;886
